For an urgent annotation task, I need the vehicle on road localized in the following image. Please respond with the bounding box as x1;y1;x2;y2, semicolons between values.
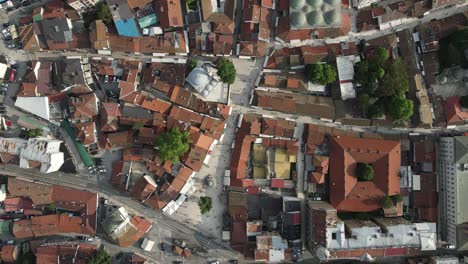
2;23;9;28
104;75;109;83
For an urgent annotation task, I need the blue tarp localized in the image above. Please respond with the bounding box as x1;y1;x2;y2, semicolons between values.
115;19;141;37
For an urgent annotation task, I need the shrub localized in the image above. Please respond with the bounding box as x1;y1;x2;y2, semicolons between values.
380;195;393;209
392;193;403;203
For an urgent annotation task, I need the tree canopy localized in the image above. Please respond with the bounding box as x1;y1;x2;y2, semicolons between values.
155;128;190;163
216;58;236;85
198;196;212;214
356;163;375;181
131;121;144;131
185;0;198;10
380;195;393;209
461;96;468;108
89;248;111;264
385;96;414;122
305;63;337;85
96;3;113;25
374;47;389;66
25;128;42;139
368;103;384;119
392;194;403;203
376;59;409;97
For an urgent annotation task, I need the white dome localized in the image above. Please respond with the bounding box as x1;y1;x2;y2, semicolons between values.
188;68;210;90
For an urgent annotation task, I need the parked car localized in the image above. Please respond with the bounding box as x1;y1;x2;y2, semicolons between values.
99;169;107;173
105;89;116;98
1;83;9;88
109;76;114;82
2;23;9;28
6;44;15;49
104;75;109;83
113;77;119;83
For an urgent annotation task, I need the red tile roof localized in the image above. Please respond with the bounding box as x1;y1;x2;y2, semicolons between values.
1;245;18;263
36;244;97;264
141;98;172;114
69;93;98;122
329;136;401;212
74;122;97;146
157;0;184;28
445;96;468;125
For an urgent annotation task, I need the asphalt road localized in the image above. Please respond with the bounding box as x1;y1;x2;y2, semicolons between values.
0;164;241;262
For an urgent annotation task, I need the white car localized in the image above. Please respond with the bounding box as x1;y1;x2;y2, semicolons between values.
104;75;109;83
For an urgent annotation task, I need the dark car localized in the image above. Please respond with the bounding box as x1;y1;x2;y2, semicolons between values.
21;0;31;6
105;89;117;98
2;23;9;28
4;36;12;41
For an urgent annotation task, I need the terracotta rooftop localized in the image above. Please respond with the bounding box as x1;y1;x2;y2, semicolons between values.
1;245;17;263
103;130;134;149
157;0;184;28
141;98;172;114
36;244;97;264
329;136;401;212
7;178;52;205
445;96;468;125
69;93;98;122
74;122;97;146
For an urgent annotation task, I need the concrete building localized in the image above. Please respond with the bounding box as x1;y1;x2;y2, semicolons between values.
0;137;64;173
67;0;98;14
437;136;468;250
307;201;436;261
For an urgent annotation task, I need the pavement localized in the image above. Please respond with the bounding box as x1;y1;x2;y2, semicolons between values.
0;1;466;263
0;164;241;263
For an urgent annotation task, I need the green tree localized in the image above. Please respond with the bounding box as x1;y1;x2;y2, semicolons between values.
380;195;394;209
385;96;414;121
368;103;384;119
377;67;385;78
358;94;371;115
305;63;337;85
185;0;198;10
132;121;144;131
355;163;374;181
460;96;468;108
355;61;369;85
46;203;56;212
89;248;111;264
376;59;409;97
392;194;403;203
375;47;389;66
216;58;236;85
198;196;212;214
189;59;199;70
96;3;113;25
155;128;190;163
25;128;42;139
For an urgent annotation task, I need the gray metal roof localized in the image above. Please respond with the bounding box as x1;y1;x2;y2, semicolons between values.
455;136;468;164
38;18;72;42
289;0;342;29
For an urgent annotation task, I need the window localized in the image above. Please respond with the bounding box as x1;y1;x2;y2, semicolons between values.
332;233;337;240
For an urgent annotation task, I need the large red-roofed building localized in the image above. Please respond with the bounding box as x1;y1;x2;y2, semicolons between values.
329;136;401;212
